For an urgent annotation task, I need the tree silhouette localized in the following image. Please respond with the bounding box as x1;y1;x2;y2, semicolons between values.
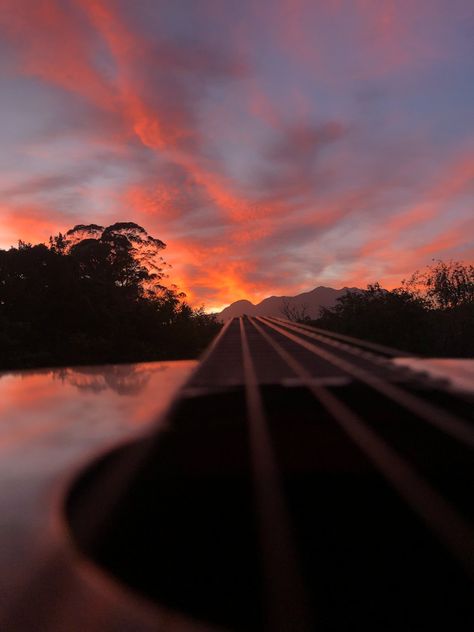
402;260;474;309
314;262;474;357
0;222;220;370
281;298;310;322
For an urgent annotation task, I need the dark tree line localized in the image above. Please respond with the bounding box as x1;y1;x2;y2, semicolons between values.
0;223;221;370
312;261;474;357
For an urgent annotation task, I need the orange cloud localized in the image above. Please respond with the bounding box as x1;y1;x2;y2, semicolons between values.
0;204;66;249
359;151;474;262
0;0;114;110
0;0;472;311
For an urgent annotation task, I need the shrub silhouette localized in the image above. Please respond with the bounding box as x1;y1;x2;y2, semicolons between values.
315;261;474;357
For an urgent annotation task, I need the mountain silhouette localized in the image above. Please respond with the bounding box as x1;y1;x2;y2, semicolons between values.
219;286;358;320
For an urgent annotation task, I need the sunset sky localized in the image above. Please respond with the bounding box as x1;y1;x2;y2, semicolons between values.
0;0;473;310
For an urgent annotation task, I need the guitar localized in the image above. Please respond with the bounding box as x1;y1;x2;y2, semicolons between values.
1;317;473;631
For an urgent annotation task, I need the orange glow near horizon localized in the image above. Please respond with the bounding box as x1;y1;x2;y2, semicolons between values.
0;0;473;309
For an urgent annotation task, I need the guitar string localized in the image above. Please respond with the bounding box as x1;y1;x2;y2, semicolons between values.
261;317;474;448
249;316;474;578
239;317;312;632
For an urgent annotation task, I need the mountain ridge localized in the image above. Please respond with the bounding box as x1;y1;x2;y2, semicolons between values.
219;285;358;320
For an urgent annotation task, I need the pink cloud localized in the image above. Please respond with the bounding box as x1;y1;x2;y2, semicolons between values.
0;0;472;309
